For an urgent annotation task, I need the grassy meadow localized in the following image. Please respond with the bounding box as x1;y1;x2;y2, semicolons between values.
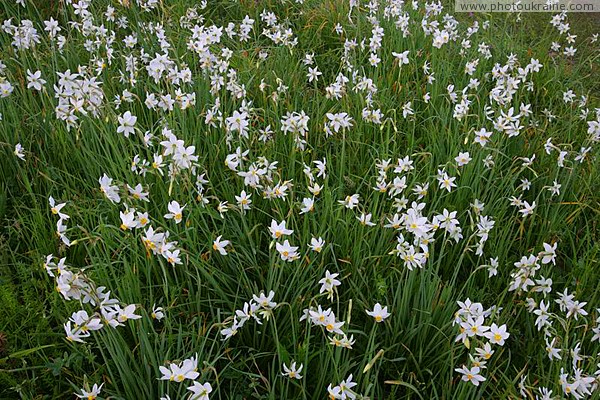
0;0;599;399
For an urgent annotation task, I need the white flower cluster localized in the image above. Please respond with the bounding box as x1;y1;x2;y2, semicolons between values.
159;354;212;400
43;254;143;343
220;291;278;340
2;18;41;50
453;299;509;386
54;69;104;130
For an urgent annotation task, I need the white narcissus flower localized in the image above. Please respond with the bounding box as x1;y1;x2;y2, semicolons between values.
474;128;492;147
217;201;229;218
519;201;536;217
213;235;230;255
117;111;137;137
545;337;561;361
0;81;14;97
235;190;252;211
485;323;510;345
323;314;345;335
392;50;410;65
26;69;46;90
159;364;176;381
307;66;322;82
366;303;391;322
269;219;294;239
282;361;303;379
99;174;121;204
225;110;250;138
358;213;376;226
455;365;486;386
299;197;315;214
128;183;150;202
253;290;277;310
164;200;185;224
338;194;360;209
117;304;142;323
70;310;103;332
75;383;104;400
319;270;341;300
487;257;499;278
540;242;557;265
455;152;472;167
136;211;150;227
461;315;490;338
309;237;325;252
438;171;457;192
64;321;89;343
151;304;165;320
14;143;25;160
165;249;182;266
56;218;71;246
326;112;353;133
314;159;327;178
120;210;138;230
159;354;200;383
402;101;414;118
49;196;69;220
276;240;299;262
187;381;212;400
308;183;323;196
475;342;494;360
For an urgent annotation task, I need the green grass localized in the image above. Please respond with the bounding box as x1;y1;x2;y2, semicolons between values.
0;0;599;399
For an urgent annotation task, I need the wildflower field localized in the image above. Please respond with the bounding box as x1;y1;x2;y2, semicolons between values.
1;0;599;398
